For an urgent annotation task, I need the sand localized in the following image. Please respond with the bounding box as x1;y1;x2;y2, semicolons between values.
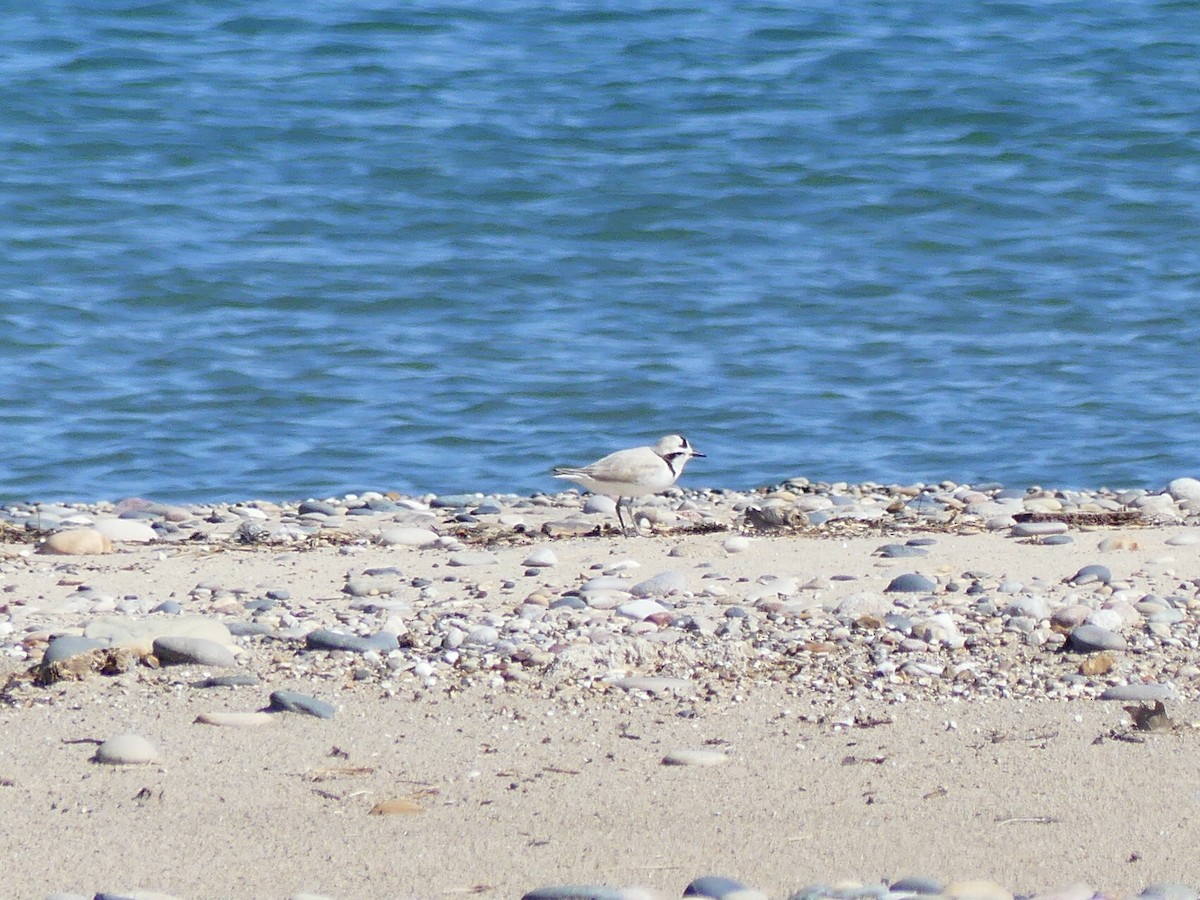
1;494;1198;899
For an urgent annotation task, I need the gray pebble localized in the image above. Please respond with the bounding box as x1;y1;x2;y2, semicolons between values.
225;621;276;637
684;876;753;898
298;499;339;516
153;636;237;668
631;570;687;597
151;600;182;614
41;635;106;667
522;888;625;900
885;573;936;593
1068;624;1127;653
1041;534;1074;545
890;876;944;894
1140;885;1200;900
305;629;397;654
430;493;481;509
1011;521;1068;536
876;544;927;558
1070;564;1112;585
269;690;337;719
1099;683;1178;702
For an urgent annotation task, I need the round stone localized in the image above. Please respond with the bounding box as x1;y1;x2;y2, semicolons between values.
39;529;113;555
723;536;750;553
630;571;687;598
616;598;669;621
1168;477;1200;502
41;635;106;667
94;734;158;765
92;519;158;543
1070;564;1112;585
1068;624;1127;653
885;573;936;593
523;547;558;568
582;495;617;515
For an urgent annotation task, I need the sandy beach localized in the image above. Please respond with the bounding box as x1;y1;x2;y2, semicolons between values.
2;481;1200;899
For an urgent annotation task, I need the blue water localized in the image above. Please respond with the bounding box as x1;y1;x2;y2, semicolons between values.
3;2;1200;502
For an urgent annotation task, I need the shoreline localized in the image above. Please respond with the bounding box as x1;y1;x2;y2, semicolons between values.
3;482;1200;898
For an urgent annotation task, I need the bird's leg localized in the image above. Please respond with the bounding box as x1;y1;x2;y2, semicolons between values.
615;497;628;536
622;497;638;537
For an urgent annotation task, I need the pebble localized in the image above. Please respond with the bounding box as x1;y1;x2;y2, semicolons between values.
890;877;944;894
1010;521;1068;537
523;547;558;567
449;550;498;567
269;690;337;718
723;535;750;553
194;711;276;727
192;674;260;688
1140;885;1200;900
94;734;158;765
38;528;113;555
685;877;765;900
1069;564;1112;585
884;573;936;593
630;570;687;597
377;527;440;547
942;881;1012;900
522;888;626;900
662;749;728;766
92;518;158;543
611;676;694;696
1068;624;1127;653
1098;683;1178;702
305;628;397;653
876;543;927;558
1167;477;1200;502
153;636;238;668
41;635;106;667
430;493;482;509
1165;532;1200;546
616;598;669;621
583;495;618;515
85;615;233;649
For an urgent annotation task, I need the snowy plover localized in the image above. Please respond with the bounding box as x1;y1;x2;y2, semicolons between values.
552;434;705;535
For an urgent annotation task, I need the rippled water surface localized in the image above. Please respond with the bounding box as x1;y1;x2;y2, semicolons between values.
3;2;1199;501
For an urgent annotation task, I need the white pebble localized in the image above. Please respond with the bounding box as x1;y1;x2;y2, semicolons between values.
94;734;158;765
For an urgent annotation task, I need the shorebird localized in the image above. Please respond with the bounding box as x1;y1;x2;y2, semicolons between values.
552;434;705;535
